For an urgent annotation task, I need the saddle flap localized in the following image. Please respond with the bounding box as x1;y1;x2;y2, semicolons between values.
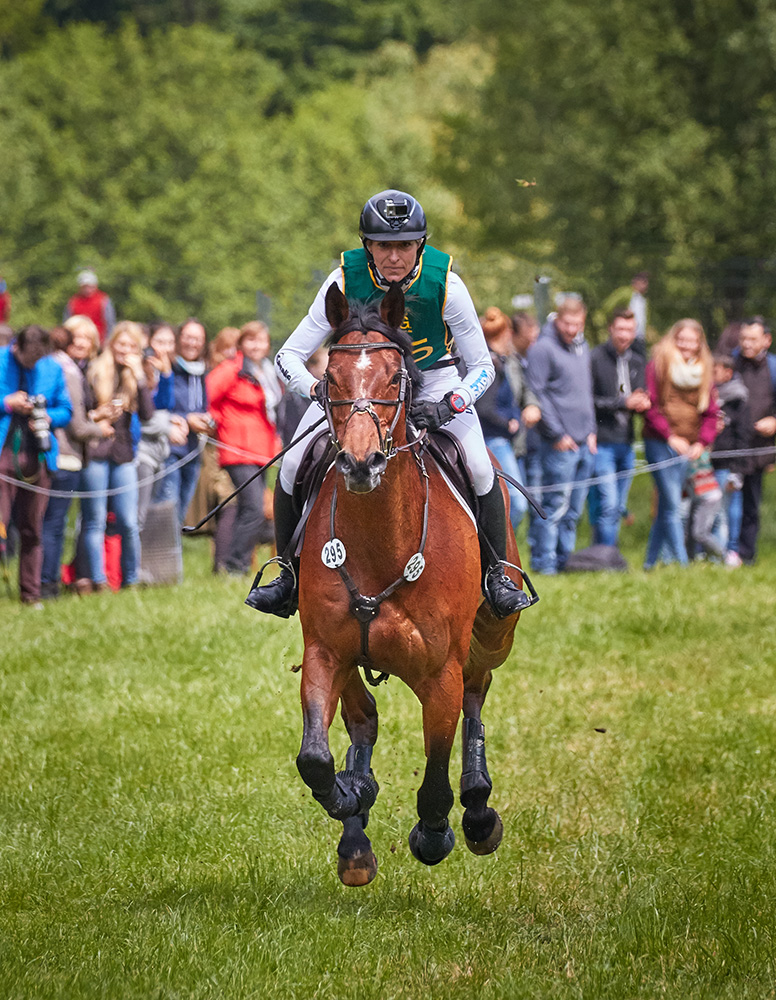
423;429;478;516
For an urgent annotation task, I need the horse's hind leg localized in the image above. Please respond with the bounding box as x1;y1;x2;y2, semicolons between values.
337;673;379;887
460;678;504;856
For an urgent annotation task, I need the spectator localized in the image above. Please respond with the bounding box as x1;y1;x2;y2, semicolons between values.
710;353;749;565
642;319;718;570
136;323;187;531
189;326;242;571
475;307;539;530
153;318;210;525
685;450;725;562
588;310;650;547
628;272;650;351
511;312;542;546
734;317;776;565
0;326;72;604
206;321;281;575
0;325;13;348
528;297;597;574
64;270;116;345
0;278;10;324
40;325;114;598
80;321;154;591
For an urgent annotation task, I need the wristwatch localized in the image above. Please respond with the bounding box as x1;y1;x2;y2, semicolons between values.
447;392;467;413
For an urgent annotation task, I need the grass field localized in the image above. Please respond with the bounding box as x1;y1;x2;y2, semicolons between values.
2;471;776;999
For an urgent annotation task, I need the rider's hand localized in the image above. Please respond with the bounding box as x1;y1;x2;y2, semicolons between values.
311;380;326;407
409;393;459;432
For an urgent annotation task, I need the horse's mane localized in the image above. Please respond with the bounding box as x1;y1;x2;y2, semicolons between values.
325;300;424;388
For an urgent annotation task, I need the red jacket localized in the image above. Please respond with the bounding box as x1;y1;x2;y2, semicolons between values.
66;289;113;341
206;354;281;466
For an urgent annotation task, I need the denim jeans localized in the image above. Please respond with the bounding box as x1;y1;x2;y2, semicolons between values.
531;440;595;574
589;442;635;546
727;486;743;554
154;451;202;525
643;438;689;569
80;460;140;585
485;436;528;529
41;468;81;588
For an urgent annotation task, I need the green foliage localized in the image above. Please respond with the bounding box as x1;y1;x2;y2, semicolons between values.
443;0;776;333
0;26;501;335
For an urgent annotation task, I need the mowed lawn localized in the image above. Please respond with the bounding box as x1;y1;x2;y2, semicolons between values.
2;471;776;999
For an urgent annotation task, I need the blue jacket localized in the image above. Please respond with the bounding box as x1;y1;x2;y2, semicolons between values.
168;360;207;458
0;347;73;471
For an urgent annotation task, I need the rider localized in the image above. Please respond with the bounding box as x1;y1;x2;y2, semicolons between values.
246;189;531;619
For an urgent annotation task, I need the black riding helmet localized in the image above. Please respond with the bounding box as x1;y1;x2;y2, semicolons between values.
359;190;427;283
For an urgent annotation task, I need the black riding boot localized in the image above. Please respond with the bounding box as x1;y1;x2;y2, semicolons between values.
245;485;300;618
478;478;532;619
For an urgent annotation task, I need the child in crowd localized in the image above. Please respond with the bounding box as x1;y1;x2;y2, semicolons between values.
711;353;750;567
685;449;725;561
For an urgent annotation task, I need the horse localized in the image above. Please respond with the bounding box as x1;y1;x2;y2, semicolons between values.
294;281;526;886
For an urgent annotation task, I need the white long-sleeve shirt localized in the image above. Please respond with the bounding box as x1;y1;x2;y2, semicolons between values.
274;266;494;407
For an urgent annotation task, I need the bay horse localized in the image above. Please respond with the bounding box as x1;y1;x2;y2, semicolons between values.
295;282;525;886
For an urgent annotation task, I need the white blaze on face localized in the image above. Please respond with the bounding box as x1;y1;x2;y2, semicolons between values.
355;348;371;396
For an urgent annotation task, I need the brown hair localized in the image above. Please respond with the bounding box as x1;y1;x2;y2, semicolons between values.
238;320;269;348
209;327;240;369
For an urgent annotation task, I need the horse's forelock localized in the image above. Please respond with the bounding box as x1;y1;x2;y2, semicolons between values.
326;301;424;387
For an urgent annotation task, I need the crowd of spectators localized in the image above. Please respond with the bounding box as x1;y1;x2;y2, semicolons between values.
0;279;289;605
2;267;775;606
474;301;776;575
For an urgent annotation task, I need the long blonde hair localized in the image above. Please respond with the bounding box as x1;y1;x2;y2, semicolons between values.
87;321;146;410
652;318;713;412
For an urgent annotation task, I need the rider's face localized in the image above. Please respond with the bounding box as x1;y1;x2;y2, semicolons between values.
366;240;420;283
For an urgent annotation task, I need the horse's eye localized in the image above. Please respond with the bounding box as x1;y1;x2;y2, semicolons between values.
390;372;402;385
327;374;337;389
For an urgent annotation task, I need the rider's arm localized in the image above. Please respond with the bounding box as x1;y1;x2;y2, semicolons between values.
274;268;343;398
442;272;494;406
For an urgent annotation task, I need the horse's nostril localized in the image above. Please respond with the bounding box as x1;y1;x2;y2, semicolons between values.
335;452;357;475
366;452;387;476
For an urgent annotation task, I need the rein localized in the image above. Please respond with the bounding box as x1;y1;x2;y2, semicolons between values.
321;339;425;686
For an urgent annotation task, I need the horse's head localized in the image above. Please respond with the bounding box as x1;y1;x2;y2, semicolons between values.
323;283;421;494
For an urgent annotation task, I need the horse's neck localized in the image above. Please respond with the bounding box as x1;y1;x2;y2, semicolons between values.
335;453;424;553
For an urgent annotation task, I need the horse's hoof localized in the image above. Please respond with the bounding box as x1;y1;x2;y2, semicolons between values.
463;809;503;856
408;821;455;866
338;850;378;887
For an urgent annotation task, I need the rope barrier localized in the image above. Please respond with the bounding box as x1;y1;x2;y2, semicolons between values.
0;440;773;500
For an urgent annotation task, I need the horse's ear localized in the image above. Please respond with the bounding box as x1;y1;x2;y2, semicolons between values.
325;283;349;330
381;283;405;331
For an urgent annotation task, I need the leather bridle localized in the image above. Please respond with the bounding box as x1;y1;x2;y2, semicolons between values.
321;341;412;458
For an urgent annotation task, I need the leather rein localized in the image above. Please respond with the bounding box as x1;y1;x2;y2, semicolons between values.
320;340;428;686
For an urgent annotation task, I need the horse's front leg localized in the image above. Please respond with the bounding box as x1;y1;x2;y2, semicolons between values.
335;672;379;886
408;664;463;866
296;645;378;828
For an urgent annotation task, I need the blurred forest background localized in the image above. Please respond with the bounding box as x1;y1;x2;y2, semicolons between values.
2;0;776;342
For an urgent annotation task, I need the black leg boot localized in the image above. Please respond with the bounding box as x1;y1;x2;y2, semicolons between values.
478;478;533;619
244;485;299;618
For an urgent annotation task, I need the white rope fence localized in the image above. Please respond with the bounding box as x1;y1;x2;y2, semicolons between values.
0;440;773;500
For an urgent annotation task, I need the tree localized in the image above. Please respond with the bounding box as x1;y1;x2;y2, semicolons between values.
442;0;776;333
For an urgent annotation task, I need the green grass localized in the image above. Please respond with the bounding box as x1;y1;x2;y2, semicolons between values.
2;472;776;999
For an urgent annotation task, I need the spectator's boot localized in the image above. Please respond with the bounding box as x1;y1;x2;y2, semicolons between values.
478;478;533;619
245;485;299;618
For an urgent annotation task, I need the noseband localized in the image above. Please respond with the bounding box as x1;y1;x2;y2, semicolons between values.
321;342;411;458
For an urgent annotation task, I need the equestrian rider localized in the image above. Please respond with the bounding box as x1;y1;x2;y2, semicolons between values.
246;189;531;619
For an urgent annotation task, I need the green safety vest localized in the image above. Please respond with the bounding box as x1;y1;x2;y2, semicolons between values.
340;245;455;368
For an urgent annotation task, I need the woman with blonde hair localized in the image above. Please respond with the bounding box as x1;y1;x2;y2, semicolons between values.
642;318;719;569
80;321;155;589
